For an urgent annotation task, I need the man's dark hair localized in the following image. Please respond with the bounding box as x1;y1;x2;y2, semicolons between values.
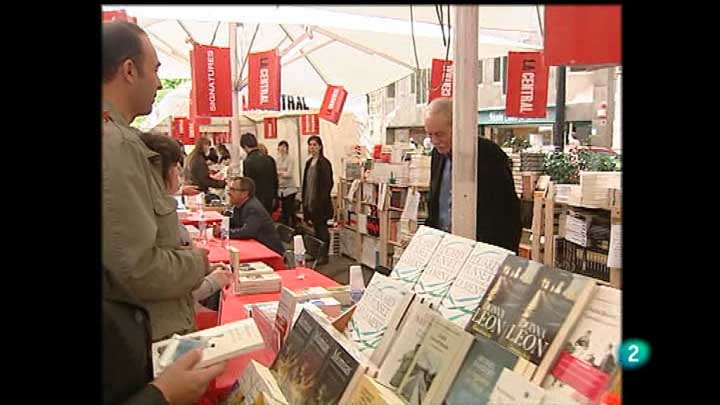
240;133;258;149
139;132;184;184
232;177;256;198
278;140;289;149
102;21;147;83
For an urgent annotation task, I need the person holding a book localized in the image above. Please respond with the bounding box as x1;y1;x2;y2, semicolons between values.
424;97;521;253
102;21;212;342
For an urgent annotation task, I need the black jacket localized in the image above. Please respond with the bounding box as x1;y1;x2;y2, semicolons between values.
103;267;168;405
187;153;226;193
243;150;279;214
301;156;334;223
426;138;521;253
230;197;285;255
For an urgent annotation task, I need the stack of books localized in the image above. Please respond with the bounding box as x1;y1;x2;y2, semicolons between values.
235;261;275;277
234;273;282;295
520;152;546;172
568;171;622;208
409;154;431;187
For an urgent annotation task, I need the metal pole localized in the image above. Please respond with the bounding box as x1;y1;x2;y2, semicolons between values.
451;5;479;239
553;66;567;151
230;22;241;169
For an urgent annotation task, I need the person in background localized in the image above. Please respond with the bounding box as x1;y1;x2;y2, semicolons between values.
424;97;521;253
102;20;210;342
220;177;284;255
139;132;233;311
301;135;334;265
276;140;298;228
217;144;231;165
103;265;226;405
257;143;269;155
173;138;200;197
240;133;279;214
206;146;219;164
186;136;226;203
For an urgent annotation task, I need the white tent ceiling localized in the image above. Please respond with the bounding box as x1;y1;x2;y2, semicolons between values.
104;5;543;102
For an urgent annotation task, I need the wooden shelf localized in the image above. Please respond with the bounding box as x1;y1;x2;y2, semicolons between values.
343;225;358;232
388;207;404;212
362;202;377;206
388;240;403;247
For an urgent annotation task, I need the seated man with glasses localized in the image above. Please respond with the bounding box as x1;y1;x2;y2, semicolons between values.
221;177;284;255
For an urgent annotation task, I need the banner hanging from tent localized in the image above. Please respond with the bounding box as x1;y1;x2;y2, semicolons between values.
505;51;549;118
429;59;454;103
190;44;232;117
171;117;190;145
247;49;282;111
102;10;137;23
544;5;621;66
319;85;347;124
300;114;320;135
263;117;278;139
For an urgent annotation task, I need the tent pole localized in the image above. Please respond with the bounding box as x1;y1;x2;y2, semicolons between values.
282;40;335;67
310;26;417;72
230;22;241;169
451;5;479;239
279;25;329;86
147;31;190;63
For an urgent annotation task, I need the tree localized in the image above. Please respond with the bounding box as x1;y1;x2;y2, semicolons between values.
131;78;189;128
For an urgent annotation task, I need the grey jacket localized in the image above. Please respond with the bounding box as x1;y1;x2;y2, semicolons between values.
102;101;205;340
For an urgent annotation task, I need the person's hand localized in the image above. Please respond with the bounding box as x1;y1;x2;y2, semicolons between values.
208;268;233;289
151;349;227;405
182;185;201;196
194;247;211;274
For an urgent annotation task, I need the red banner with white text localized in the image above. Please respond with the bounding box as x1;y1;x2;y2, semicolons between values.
102;10;137;23
247;49;282;111
505;51;549;118
263;117;278;139
544;5;622;66
429;59;454;103
190;44;232;117
319;85;347;124
300;114;320;135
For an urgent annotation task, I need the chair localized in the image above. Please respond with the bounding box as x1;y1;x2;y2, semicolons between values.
302;233;326;270
275;223;295;251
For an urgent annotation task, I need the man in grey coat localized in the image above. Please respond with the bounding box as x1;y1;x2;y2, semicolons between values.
225;177;285;255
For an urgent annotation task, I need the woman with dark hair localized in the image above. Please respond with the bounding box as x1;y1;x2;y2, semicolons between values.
185;136;226;202
206;146;220;164
301;135;334;265
139;133;233;313
277;140;298;228
217;144;231;164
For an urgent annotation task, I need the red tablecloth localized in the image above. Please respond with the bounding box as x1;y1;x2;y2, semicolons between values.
181;210;224;226
206;268;340;402
202;239;284;270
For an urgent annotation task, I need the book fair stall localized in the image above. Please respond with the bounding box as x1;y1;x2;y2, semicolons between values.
103;5;624;405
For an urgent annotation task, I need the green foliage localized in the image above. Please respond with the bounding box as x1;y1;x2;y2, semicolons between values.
544;152;580;184
131;78;189;128
578;151;621;172
502;137;531;153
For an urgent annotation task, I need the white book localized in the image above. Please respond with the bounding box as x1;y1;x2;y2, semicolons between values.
346;273;416;366
390;226;446;289
412;234;476;307
489;368;546;405
438;242;513;328
235;261;275;276
274;287;304;352
376;300;437;390
152;319;263;377
396;313;474;405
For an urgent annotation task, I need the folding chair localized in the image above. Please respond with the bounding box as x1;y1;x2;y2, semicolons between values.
302;233;326;270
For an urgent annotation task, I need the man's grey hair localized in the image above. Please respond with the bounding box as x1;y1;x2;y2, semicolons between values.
425;97;453;126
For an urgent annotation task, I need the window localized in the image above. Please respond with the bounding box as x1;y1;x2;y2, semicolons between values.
493;57;502;82
502;56;508;95
478;60;484;84
387;82;396;98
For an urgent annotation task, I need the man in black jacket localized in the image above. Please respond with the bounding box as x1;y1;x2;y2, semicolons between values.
424;98;521;253
240;133;278;214
225;177;285;255
103;266;225;405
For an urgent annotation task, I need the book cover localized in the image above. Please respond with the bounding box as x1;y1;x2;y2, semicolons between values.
236;261;275;276
500;266;596;382
274;287;303;351
413;234;476;307
270;309;321;381
541;286;621;403
397;314;474;405
487;368;545;405
466;256;540;343
307;340;363;405
376;300;437;390
346;273;415;365
390;226;446;289
224;360;288;405
271;311;335;405
438;242;513;328
442;335;521;405
347;375;405;405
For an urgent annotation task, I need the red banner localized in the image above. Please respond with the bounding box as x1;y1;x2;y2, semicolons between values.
429;59;454;103
171;117;190;145
505;51;549;118
190;44;232;117
300;114;320;135
247;49;282;111
319;85;347;124
102;10;137;23
544;5;621;66
263;117;278;139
